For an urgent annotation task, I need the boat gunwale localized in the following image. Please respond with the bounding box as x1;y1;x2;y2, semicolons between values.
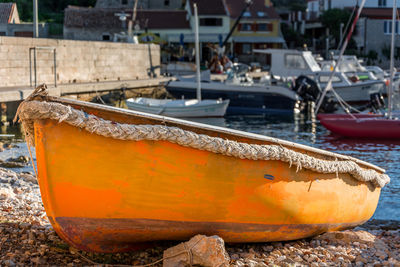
166;80;301;101
320;117;398;123
126;99;230;110
45;96;385;173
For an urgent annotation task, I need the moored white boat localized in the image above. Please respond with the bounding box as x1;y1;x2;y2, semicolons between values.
126;97;229;117
254;49;385;103
310;72;384;103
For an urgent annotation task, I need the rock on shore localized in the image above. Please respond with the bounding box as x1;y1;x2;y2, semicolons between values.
1;167;399;266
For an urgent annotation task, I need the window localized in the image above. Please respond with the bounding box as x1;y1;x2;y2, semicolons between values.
242;44;252;54
284;54;307;69
121;0;128;4
319;75;342;83
240;23;252;31
199;18;223;26
257;23;273;32
384;20;400;35
164;0;170;6
102;34;111;41
257;12;265;17
384;20;391;34
396;47;400;58
243;11;251;17
0;32;6;36
378;0;387;7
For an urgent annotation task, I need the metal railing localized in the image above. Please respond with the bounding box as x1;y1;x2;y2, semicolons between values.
29;47;57;88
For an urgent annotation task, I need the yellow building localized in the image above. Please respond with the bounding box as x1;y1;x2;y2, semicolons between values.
225;0;286;64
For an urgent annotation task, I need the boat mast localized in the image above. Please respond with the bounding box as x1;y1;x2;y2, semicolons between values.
194;3;201;101
221;0;253;49
388;0;397;119
314;0;367;113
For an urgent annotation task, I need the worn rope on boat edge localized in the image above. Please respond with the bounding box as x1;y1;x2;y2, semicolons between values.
15;98;390;188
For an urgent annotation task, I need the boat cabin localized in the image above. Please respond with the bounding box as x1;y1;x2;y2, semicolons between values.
319;55;378;81
254;49;379;83
253;48;321;77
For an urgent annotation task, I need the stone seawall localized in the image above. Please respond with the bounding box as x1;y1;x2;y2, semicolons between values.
0;37;160;87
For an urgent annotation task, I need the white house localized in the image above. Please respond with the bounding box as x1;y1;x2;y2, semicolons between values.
306;0;395;20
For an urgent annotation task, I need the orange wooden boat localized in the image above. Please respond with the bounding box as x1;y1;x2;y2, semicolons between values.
15;87;390;253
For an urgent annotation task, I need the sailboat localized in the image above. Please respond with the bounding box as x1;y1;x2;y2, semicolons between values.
126;4;229;118
318;0;400;138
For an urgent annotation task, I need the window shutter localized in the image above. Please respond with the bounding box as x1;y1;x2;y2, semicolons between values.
252;23;257;31
267;23;273;31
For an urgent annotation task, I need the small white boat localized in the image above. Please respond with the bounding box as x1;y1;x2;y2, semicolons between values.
126;98;229;117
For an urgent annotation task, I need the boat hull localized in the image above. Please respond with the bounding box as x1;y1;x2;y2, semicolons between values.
35;113;381;253
317;114;383;119
318;114;400;138
327;81;384;103
125;99;229;118
166;81;298;115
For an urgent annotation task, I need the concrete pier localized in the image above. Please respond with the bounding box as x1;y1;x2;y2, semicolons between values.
0;77;172;102
0;77;172;123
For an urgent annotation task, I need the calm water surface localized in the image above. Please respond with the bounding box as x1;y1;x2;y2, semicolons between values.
1;113;399;221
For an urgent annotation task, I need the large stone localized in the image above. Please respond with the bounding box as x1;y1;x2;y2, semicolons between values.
316;230;376;245
163;235;230;267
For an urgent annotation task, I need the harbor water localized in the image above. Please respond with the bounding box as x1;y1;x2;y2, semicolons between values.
1;113;399;222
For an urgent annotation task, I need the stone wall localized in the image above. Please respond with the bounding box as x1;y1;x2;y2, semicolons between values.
0;37;160;87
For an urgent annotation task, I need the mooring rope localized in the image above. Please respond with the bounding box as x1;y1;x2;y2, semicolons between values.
14;85;390;188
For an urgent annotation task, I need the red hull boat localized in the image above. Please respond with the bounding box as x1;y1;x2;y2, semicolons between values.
316;0;400;139
318;114;400;139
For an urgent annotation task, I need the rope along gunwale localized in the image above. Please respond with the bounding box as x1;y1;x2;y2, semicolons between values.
15;100;390;188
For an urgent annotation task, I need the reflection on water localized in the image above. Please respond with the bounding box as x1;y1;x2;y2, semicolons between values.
0;124;34;174
0;123;24;140
1;112;399;221
317;135;400;221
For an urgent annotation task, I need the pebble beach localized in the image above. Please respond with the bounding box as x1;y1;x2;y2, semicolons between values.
1;162;399;266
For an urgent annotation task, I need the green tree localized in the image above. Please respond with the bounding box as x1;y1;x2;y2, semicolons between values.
271;0;306;11
0;0;96;22
281;23;307;49
320;8;352;46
